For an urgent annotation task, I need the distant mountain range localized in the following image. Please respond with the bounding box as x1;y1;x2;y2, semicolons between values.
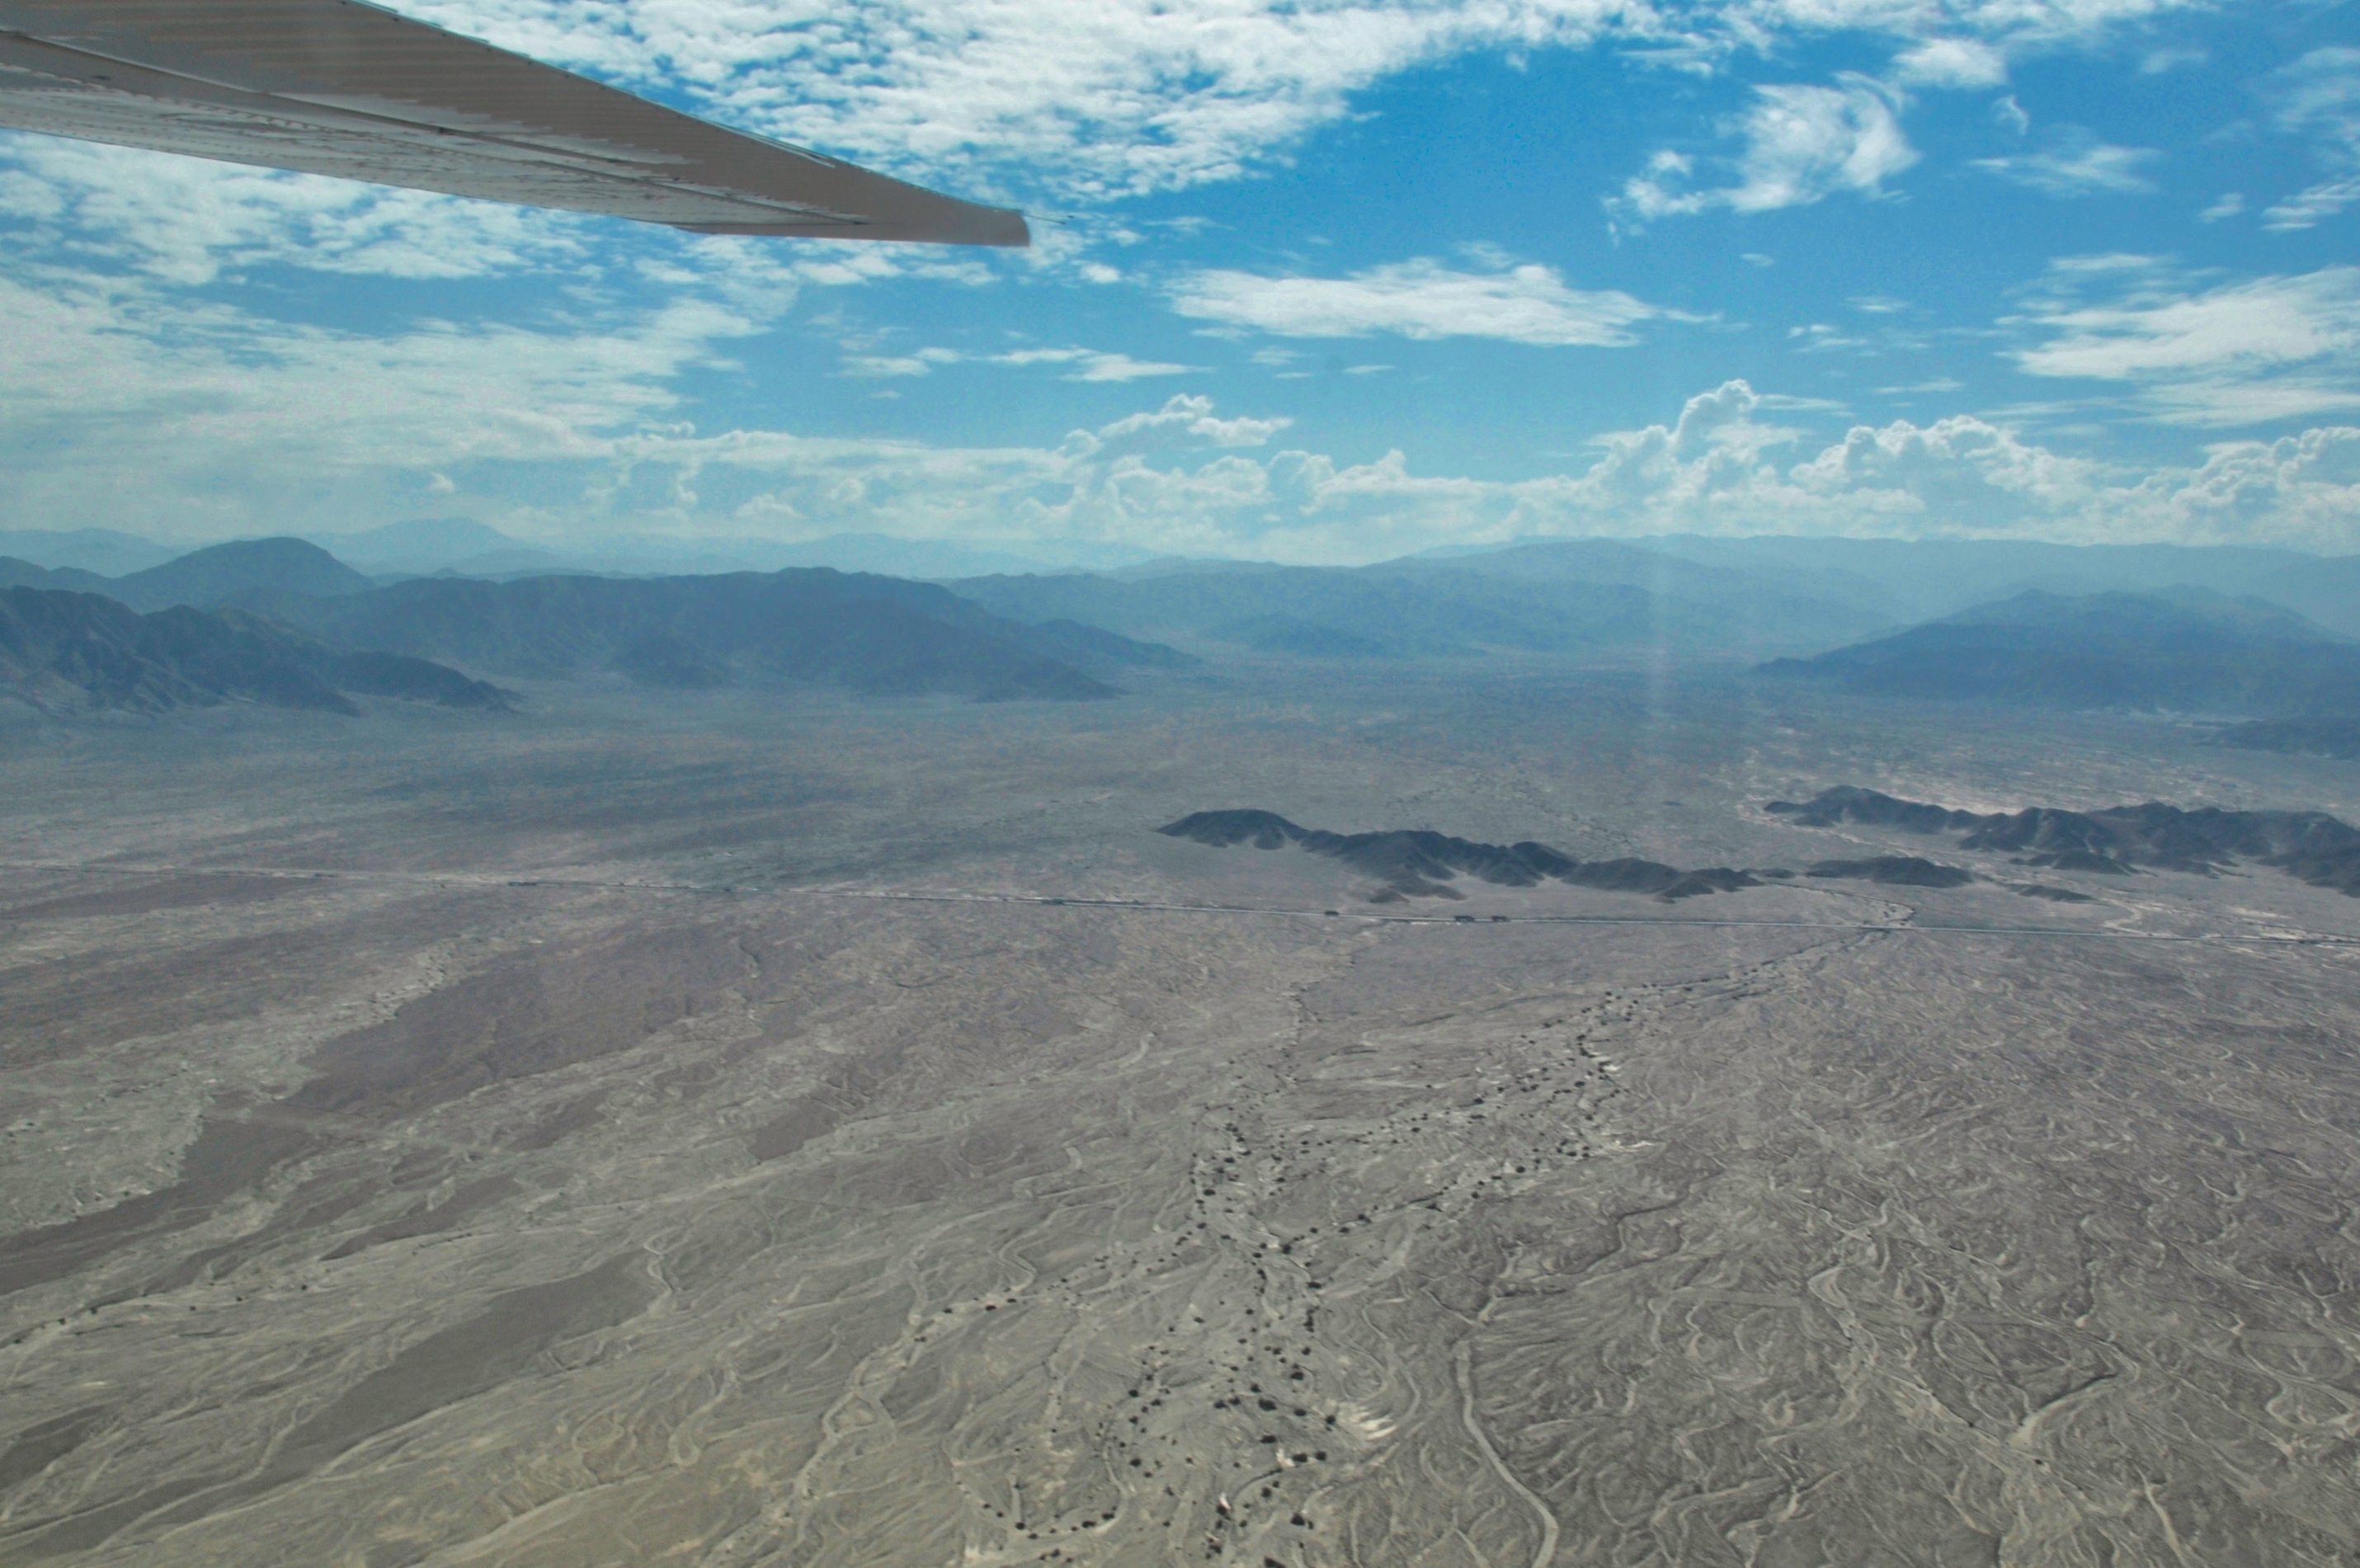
0;538;1180;708
1;541;1180;714
0;588;506;716
0;528;181;577
952;542;1891;661
2212;718;2360;760
1759;590;2360;716
2;539;373;612
21;530;2360;721
233;570;1180;701
1642;534;2360;638
13;525;2360;633
1;523;1160;583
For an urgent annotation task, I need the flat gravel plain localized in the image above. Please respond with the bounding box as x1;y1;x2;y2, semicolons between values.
0;671;2356;1566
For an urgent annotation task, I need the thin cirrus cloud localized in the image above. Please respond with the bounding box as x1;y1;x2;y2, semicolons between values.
1613;77;1917;223
844;346;1199;381
2261;48;2360;231
2009;259;2360;426
1167;257;1661;346
1891;39;2008;88
1973;134;2161;196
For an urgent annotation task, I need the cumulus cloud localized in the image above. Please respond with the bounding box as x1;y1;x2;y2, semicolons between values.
1069;394;1293;459
2009;260;2360;426
1168;255;1660;346
12;258;2352;561
1614;77;1916;223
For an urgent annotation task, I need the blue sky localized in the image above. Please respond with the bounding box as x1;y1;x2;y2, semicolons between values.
2;0;2358;563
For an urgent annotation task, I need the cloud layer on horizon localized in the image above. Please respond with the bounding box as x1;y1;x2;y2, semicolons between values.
2;252;2353;562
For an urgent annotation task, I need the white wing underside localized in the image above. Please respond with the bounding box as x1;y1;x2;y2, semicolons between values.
0;0;1028;245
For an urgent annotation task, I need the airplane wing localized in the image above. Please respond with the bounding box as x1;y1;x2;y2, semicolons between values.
0;0;1028;246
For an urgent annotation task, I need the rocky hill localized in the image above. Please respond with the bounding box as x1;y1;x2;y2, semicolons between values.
1770;784;2360;894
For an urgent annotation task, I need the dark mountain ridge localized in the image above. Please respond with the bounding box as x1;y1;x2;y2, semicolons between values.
1158;809;1976;902
0;587;507;715
1770;784;2360;893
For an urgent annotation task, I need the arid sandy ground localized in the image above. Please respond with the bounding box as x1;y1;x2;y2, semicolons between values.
2;669;2358;1566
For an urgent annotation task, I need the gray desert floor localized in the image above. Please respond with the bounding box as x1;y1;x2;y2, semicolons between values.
1;670;2357;1566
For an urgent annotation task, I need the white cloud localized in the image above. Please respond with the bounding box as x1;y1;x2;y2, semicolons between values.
1893;39;2006;88
1070;394;1293;459
1169;256;1660;346
2263;48;2360;231
3;266;2355;558
1974;133;2160;195
363;0;2188;209
2009;261;2360;426
1614;77;1916;222
2199;191;2245;222
1058;351;1202;382
843;355;937;378
2269;46;2360;144
846;345;1199;380
0;134;587;285
2264;177;2360;232
0;263;775;539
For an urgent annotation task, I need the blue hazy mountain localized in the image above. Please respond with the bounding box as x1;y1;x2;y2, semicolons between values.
104;539;378;612
238;569;1185;702
1759;590;2360;715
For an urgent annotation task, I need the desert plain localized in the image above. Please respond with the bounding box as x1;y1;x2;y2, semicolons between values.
2;663;2358;1566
